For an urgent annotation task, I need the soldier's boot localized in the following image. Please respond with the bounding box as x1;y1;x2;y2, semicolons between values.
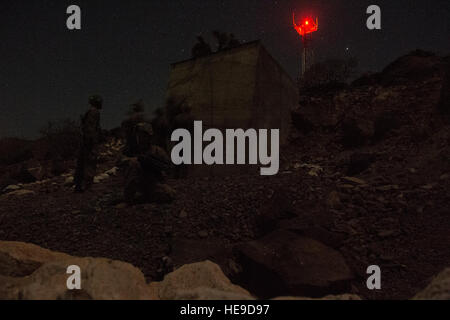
83;146;98;191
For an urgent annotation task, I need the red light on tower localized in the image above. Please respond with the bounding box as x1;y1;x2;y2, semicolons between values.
293;12;319;78
293;13;318;37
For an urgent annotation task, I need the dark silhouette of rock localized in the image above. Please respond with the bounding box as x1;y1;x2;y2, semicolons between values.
341;118;374;148
235;230;354;299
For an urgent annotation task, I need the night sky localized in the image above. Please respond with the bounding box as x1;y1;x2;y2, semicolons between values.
0;0;449;138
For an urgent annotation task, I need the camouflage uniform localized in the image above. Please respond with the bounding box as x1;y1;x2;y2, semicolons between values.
74;95;102;192
121;100;148;157
122;122;175;204
213;31;229;51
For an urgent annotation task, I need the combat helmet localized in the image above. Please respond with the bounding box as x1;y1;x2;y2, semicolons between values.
89;95;103;109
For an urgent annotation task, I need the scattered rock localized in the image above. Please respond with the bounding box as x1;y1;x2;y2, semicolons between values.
376;185;399;191
342;177;367;185
378;230;396;238
93;173;110;184
104;167;118;176
338;184;355;189
413;268;450;300
179;210;188;218
2;189;35;198
198;230;209;238
2;184;21;193
115;203;127;209
64;176;74;186
327;191;342;209
295;163;323;176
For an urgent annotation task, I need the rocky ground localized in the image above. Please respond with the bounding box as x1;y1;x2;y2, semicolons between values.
0;50;449;300
0;241;448;300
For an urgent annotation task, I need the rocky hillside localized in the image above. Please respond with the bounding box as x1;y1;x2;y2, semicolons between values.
0;50;449;300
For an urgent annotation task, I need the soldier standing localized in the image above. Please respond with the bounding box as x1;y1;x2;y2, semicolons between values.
74;95;103;193
213;30;229;51
122;123;175;204
191;36;212;59
121;100;147;157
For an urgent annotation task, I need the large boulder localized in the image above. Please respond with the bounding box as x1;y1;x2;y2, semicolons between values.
0;242;363;300
150;260;252;300
413;268;450;300
235;230;354;299
0;241;155;300
277;218;347;250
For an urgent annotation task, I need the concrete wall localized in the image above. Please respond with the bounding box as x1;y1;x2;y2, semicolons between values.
167;42;260;130
166;41;298;176
253;45;297;144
